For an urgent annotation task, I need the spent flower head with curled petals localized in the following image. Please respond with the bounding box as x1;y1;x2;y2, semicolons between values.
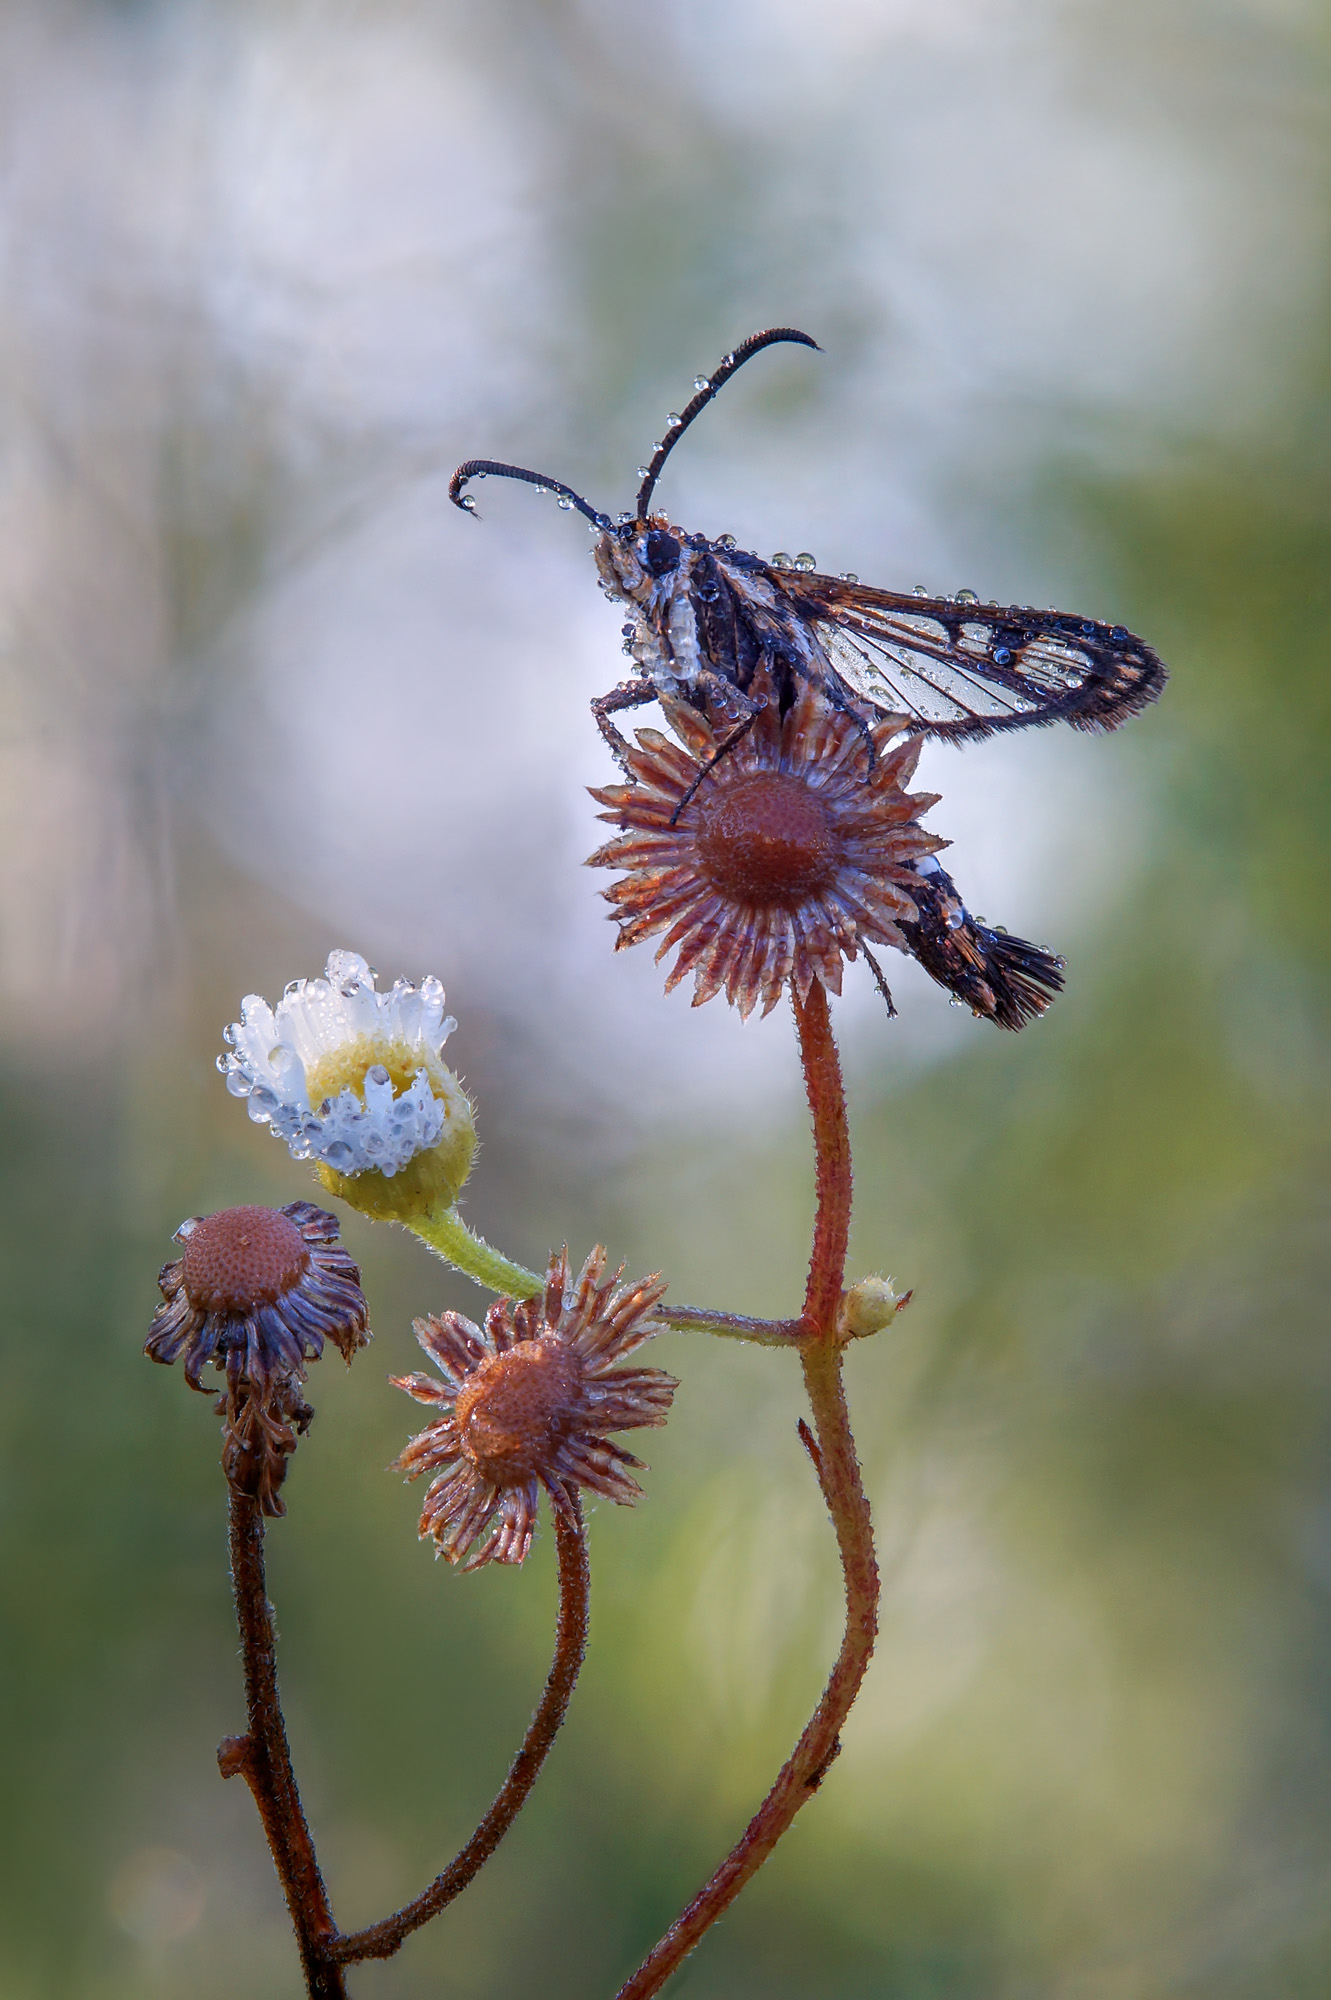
393;1246;678;1570
588;669;945;1018
219;950;476;1223
146;1202;370;1515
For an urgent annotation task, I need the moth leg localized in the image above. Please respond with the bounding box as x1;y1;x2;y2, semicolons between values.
858;942;897;1019
668;709;759;825
593;677;659;773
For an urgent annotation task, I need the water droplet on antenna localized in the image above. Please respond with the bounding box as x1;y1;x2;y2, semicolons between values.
666;412;682;427
693;376;711;393
557;494;574;510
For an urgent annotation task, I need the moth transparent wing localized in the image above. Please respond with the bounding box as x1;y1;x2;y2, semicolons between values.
791;578;1167;741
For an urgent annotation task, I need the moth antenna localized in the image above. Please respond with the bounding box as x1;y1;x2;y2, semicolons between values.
635;327;821;522
449;459;611;530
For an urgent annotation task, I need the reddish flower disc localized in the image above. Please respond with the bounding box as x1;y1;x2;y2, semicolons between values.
455;1340;582;1483
181;1205;311;1313
696;770;841;906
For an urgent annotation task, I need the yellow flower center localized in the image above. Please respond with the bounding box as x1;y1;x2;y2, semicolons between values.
305;1035;477;1222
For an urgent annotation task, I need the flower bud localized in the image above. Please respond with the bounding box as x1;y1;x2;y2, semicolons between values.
219;950;477;1224
837;1274;911;1344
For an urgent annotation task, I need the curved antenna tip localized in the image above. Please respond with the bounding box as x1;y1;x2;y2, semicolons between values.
635;328;821;519
448;459;609;531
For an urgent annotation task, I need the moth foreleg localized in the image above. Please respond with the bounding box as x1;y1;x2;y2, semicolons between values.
593;678;659;773
669;708;759;826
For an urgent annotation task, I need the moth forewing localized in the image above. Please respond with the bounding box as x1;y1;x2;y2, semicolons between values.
762;575;1166;741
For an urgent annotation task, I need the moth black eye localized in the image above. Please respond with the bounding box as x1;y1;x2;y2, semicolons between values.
643;529;681;577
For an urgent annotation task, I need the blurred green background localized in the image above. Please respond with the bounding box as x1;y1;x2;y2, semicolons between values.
2;1;1329;1994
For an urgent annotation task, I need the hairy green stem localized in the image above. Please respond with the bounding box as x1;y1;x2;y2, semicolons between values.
409;1205;542;1296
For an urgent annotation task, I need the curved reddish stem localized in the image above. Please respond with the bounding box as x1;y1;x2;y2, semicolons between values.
224;1492;347;1998
332;1486;590;1963
613;980;879;2000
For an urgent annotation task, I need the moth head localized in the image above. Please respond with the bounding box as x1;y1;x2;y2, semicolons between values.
594;518;686;606
641;526;681;577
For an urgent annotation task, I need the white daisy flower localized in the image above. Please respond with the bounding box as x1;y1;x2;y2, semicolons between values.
219;952;476;1208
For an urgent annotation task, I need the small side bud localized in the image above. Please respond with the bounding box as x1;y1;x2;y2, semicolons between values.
217;1735;251;1779
837;1275;911;1344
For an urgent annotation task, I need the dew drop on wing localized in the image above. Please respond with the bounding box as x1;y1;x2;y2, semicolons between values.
1081;621;1096;636
956;587;979;603
913;584;928;597
840;572;858;584
772;551;792;568
1112;625;1129;641
718;532;736;549
794;552;816;571
993;646;1012;666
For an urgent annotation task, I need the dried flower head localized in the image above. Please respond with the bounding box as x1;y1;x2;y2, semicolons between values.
219;950;476;1223
147;1201;369;1392
588;672;944;1018
394;1246;677;1569
146;1202;370;1515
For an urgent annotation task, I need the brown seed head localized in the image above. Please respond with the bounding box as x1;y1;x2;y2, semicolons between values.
146;1201;371;1518
696;770;841;905
455;1340;582;1483
393;1244;677;1569
180;1205;310;1313
588;670;946;1018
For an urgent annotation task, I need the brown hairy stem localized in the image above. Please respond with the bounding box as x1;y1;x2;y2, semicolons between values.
332;1485;591;1964
225;1491;348;1999
613;980;880;2000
